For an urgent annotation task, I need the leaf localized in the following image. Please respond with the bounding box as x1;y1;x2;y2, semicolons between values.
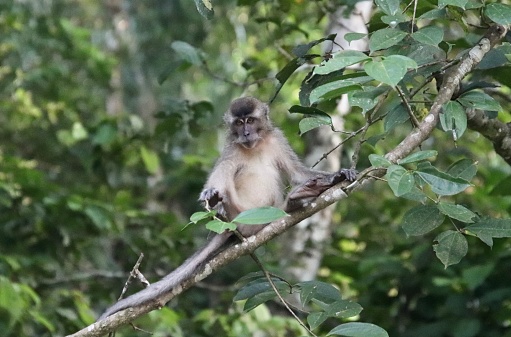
433;230;468;268
415;163;471;196
437;202;478;223
465;218;511;241
194;0;214;19
446;159;477;181
314;50;370;75
297;281;342;306
369;28;407;52
368;154;392;168
401;205;445;236
462;264;494;290
411;26;444;46
84;205;112;230
439;101;467;140
289;105;332;119
328;322;389;337
205;219;236;234
233;278;289;312
140;145;160;175
348;86;388;114
308;300;363;330
365;55;416;87
292;34;336;57
310;81;362;104
299;116;332;134
189;211;215;224
398;150;438;165
375;0;400;15
171;41;202;65
438;0;468;9
384;104;409;131
232;206;287;225
386;165;414;197
457;91;502;112
485;3;511;25
344;32;367;44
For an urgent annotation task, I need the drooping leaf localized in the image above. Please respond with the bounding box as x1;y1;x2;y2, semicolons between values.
437;202;478;223
344;32;367;44
446;159;477;181
465;218;511;246
205;219;236;234
308;300;363;330
314;50;370;75
194;0;214;19
232;206;287;225
369;28;407;53
398;150;438;165
299;116;332;134
433;230;468;268
328;322;389;337
440;101;467;140
401;205;445;236
297;280;342;306
415;163;472;196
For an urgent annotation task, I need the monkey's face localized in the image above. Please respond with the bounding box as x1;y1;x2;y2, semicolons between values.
232;117;262;149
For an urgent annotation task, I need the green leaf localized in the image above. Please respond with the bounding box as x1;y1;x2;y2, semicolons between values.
440;101;467;140
348;86;388;114
415;163;471;196
328;322;389;337
289;105;332;119
437;202;478;223
72;122;88;141
465;218;511;242
462;264;494;290
194;0;214;19
308;300;363;330
369;28;407;52
189;211;215;224
171;41;202;65
368;154;392;168
401;205;445;236
205;219;236;234
446;159;477;181
433;230;468;267
384;104;409;131
314;50;370;75
232;206;287;225
411;26;444;46
297;281;342;306
292;34;336;57
140;145;160;175
84;205;112;230
386;165;414;197
299;116;332;134
344;32;367;44
365;55;416;87
485;3;511;25
438;0;468;9
310;81;362;104
457;91;502;111
233;278;289;312
398;150;438;164
375;0;400;15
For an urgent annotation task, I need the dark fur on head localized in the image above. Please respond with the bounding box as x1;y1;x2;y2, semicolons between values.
225;97;269;122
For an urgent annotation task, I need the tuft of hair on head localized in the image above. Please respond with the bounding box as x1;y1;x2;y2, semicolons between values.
227;97;268;118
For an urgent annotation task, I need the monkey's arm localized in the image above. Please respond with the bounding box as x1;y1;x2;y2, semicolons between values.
287;168;357;200
99;233;231;320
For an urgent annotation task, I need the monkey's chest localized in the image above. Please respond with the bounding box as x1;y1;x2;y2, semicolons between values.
233;156;284;210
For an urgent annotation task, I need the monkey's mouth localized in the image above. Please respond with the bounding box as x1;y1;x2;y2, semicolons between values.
240;140;258;149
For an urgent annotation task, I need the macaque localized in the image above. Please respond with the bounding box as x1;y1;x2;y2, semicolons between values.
99;97;356;319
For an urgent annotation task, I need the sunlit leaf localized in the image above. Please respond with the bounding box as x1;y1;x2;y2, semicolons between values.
205;219;236;234
328;322;389;337
398;150;438;165
232;206;287;225
140;145;160;175
386;165;414;197
314;50;370;75
299;116;332;134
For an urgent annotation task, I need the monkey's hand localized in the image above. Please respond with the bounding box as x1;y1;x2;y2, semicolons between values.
288;168;357;200
199;188;223;208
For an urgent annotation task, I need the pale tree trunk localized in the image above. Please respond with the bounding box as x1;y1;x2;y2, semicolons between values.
281;1;372;282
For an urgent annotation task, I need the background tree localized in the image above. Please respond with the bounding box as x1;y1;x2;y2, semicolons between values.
1;1;511;337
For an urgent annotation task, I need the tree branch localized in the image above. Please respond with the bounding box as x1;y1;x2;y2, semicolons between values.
66;25;507;337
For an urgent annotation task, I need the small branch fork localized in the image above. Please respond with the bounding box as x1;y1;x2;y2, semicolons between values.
66;25;507;337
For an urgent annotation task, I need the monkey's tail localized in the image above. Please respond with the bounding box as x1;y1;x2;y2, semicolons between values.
98;234;229;320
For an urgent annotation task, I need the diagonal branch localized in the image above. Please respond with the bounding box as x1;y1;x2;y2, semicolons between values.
66;25;507;337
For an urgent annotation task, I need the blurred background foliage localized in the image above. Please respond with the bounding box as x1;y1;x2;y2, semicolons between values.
1;0;511;336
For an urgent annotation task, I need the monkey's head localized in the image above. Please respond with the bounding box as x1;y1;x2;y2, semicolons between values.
225;97;272;149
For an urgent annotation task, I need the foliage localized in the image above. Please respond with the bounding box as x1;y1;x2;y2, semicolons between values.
2;0;511;336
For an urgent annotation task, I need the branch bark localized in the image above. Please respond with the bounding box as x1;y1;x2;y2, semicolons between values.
66;24;507;337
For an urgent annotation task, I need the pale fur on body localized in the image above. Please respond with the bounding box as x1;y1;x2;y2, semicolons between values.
99;97;356;320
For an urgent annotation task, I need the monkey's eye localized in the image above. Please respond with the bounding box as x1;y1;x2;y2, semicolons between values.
246;117;255;124
235;119;244;126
